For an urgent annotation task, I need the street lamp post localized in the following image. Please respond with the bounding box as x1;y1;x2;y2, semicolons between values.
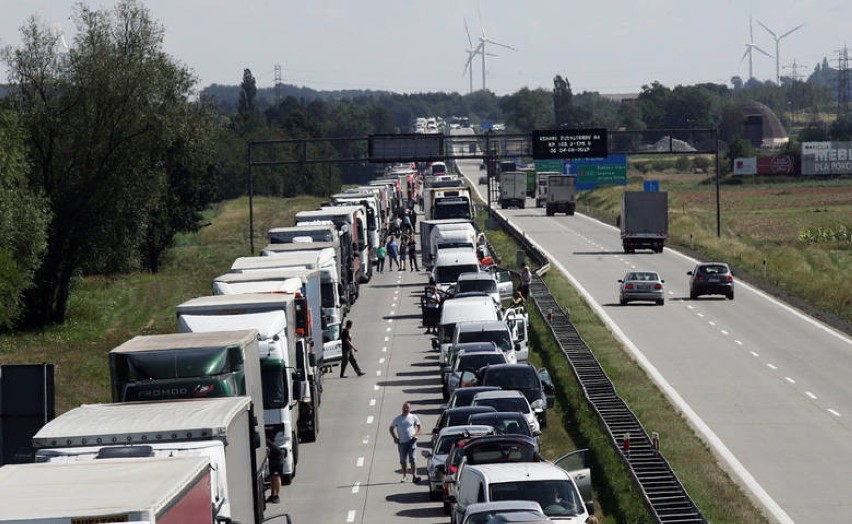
714;128;721;237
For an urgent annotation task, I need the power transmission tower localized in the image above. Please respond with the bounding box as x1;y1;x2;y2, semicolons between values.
783;59;804;82
836;47;850;115
274;64;282;106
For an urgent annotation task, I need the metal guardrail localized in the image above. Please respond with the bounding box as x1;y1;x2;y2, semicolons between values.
483;209;706;524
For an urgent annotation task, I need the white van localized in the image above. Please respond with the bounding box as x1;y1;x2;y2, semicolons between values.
452;320;517;365
452;462;590;523
433;248;480;293
434;295;501;368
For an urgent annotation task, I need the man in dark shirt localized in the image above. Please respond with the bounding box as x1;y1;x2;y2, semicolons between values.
340;319;365;378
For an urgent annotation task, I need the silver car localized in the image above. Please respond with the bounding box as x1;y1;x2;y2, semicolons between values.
423;425;494;500
618;271;664;306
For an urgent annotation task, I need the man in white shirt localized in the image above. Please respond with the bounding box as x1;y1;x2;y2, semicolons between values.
389;401;422;483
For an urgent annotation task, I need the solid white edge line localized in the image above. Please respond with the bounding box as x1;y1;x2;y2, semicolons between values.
504;213;796;524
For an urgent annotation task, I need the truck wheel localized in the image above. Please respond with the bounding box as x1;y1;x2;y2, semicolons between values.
727;291;735;300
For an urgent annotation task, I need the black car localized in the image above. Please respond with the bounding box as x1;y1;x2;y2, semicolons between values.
475;364;554;428
431;406;497;446
445;386;502;409
688;262;735;300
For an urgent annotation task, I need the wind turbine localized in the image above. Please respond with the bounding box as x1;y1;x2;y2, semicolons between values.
463;19;495;94
473;9;517;92
758;19;804;84
741;14;772;81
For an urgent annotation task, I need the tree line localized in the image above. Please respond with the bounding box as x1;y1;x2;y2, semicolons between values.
2;0;851;330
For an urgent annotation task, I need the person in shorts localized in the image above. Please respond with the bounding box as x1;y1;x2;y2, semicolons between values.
389;401;422;483
266;435;283;503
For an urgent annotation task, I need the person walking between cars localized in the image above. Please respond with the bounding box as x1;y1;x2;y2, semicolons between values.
399;235;408;271
377;244;387;273
339;319;365;378
265;435;283;503
389;401;422;483
520;263;532;299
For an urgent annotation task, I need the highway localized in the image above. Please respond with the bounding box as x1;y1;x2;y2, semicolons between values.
455;154;852;524
273;137;850;524
279;268;448;523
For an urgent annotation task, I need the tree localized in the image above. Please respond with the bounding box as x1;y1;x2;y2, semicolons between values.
553;75;573;126
0;109;50;329
499;87;553;132
3;1;215;325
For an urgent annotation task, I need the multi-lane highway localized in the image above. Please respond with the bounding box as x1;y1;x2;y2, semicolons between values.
456;155;852;524
273;137;849;524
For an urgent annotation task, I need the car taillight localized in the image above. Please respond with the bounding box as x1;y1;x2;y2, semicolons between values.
625;283;634;289
695;275;703;281
725;275;733;282
449;464;458;474
654;283;662;290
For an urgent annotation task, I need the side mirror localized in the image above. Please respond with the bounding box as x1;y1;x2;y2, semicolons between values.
585;501;595;515
514;342;521;351
533;429;542;437
431;339;439;350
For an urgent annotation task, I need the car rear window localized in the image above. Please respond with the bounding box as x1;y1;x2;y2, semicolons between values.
482;368;539;389
474;397;529;413
699;265;728;275
436;434;465;454
457;280;497;294
457;353;506;371
458;330;511;352
466;441;537;464
468;414;532;437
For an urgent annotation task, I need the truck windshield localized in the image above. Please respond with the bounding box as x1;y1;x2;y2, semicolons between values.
320;283;336;308
261;367;290;409
434;203;471;220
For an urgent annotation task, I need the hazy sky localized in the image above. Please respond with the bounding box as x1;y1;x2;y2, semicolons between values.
1;1;848;96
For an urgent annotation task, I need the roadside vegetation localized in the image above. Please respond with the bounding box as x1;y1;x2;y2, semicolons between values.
0;196;323;414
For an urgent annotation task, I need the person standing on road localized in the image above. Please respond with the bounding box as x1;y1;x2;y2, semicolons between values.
265;436;283;503
399;235;408;271
377;243;387;273
339;319;365;378
408;236;419;272
520;263;532;298
389;402;422;483
387;236;399;270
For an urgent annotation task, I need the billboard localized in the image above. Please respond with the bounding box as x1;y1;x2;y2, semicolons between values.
733;157;757;176
567;155;628;190
802;141;852;175
531;128;608;159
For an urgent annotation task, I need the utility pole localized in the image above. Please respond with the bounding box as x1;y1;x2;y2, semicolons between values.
274;64;282;106
836;46;850;116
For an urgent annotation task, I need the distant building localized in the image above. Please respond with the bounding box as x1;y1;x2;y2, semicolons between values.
739;101;789;149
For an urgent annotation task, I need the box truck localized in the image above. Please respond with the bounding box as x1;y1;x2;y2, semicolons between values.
620;191;669;253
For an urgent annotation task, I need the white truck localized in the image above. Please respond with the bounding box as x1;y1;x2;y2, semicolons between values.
213;268;331;370
419;219;475;269
332;192;381;266
0;456;216;524
545;174;577;216
498;171;527;209
176;294;319;466
535;171;559;208
620;191;669;253
31;397;276;524
431;188;474;221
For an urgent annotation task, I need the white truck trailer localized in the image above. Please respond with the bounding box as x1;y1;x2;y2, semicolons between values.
31;397;275;524
0;456;214;524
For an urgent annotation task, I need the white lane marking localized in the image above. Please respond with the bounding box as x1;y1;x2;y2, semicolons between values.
785;377;796;384
374;384;380;390
384;336;389;342
366;415;374;424
376;370;382;376
708;321;716;327
362;436;370;444
352;482;360;494
767;363;777;370
721;330;729;336
828;409;841;417
394;290;399;294
347;510;356;522
735;340;743;345
379;358;386;364
356;457;364;467
686;305;695;310
369;398;376;406
750;351;760;357
388;319;394;323
697;313;704;318
386;327;391;332
382;347;387;352
806;391;817;400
